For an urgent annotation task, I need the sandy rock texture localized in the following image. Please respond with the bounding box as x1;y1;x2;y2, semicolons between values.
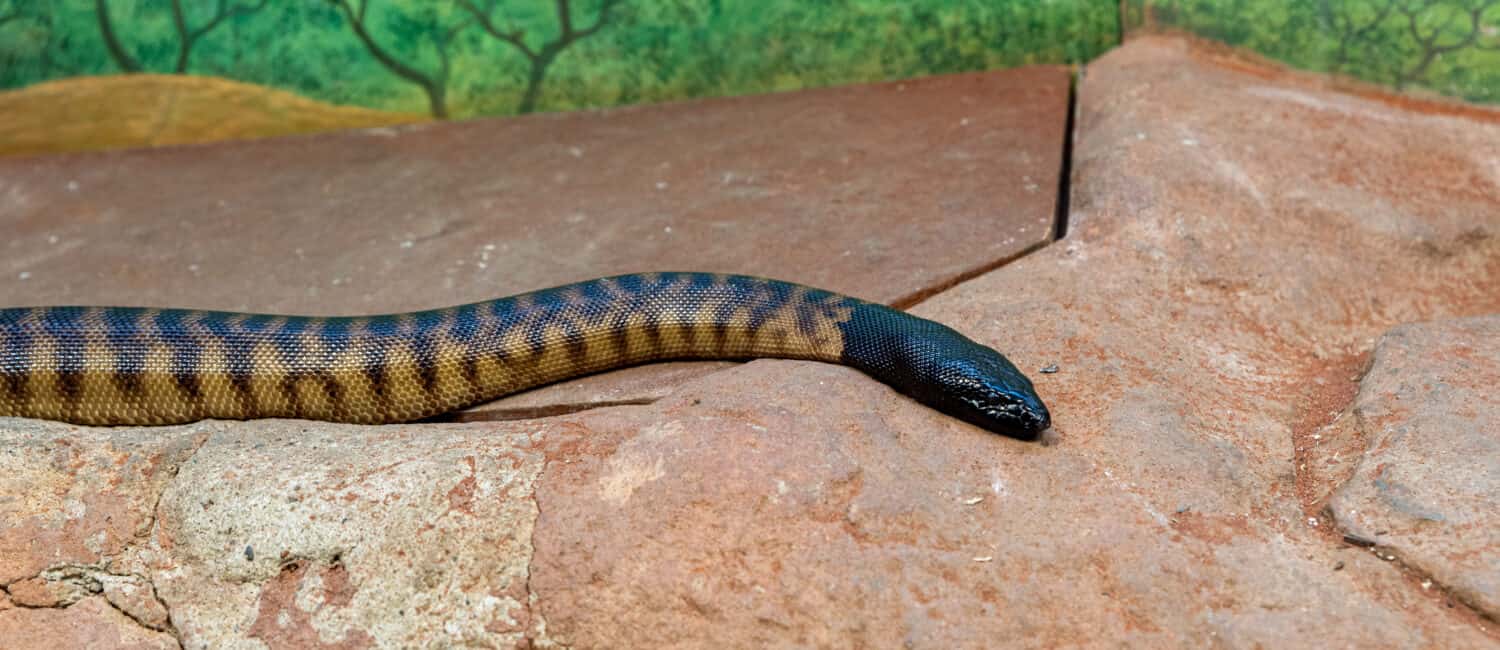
1328;316;1500;619
2;34;1499;648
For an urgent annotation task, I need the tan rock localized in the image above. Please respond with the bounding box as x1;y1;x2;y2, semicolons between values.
5;577;64;607
1329;315;1500;618
0;595;177;650
148;421;546;647
0;420;206;584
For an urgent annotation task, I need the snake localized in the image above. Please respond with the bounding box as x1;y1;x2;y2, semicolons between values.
0;272;1050;439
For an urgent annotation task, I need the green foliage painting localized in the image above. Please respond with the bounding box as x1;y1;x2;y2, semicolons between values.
0;0;1119;119
1129;0;1500;104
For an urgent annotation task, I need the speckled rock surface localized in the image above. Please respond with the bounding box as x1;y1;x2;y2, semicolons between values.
0;595;178;649
2;34;1500;649
1328;315;1500;619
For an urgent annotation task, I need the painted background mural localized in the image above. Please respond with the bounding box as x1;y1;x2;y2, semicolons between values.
0;0;1116;154
1127;0;1500;104
0;1;1495;156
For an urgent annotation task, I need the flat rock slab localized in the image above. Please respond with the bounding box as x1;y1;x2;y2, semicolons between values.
4;35;1500;648
0;68;1067;313
1328;315;1500;618
0;66;1065;415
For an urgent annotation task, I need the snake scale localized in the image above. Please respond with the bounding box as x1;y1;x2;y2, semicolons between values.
0;273;1050;439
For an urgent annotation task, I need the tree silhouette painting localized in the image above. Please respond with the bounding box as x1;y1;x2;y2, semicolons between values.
1318;0;1397;72
171;0;269;73
327;0;467;118
459;0;623;113
94;0;269;73
1393;0;1499;89
1139;0;1500;103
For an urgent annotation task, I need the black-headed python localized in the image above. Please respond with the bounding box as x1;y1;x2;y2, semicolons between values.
0;273;1051;439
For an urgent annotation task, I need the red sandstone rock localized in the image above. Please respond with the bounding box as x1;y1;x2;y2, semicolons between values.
1;35;1498;649
1328;316;1500;618
526;35;1499;647
0;596;176;649
0;69;1063;312
0;421;206;585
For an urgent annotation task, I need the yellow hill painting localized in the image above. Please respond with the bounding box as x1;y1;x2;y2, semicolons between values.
0;75;426;157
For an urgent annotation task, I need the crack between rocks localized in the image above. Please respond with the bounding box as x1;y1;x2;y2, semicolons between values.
888;241;1052;311
517;446;576;648
891;68;1076;311
1291;351;1499;634
3;563;180;642
1054;66;1078;240
1289;352;1372;516
1331;537;1500;632
525;476;540;645
138;431;211;646
2;430;207;646
436;398;661;423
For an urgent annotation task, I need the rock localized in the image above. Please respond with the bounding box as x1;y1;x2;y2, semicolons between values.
1328;316;1500;618
1;34;1499;647
4;566;172;631
0;420;207;585
0;69;1064;313
5;576;65;607
99;572;172;632
148;420;547;647
527;35;1499;647
0;595;177;650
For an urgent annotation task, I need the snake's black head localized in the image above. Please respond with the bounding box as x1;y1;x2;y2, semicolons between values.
930;353;1051;440
838;304;1052;441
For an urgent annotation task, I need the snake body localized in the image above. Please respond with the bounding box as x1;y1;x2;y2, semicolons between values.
0;273;1050;439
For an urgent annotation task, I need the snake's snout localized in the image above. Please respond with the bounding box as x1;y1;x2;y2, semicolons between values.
932;356;1052;441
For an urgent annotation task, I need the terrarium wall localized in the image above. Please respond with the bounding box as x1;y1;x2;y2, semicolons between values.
1125;0;1500;104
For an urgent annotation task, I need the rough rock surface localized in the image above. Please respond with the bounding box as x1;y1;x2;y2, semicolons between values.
1328;316;1500;619
2;35;1500;648
0;596;178;649
0;67;1063;314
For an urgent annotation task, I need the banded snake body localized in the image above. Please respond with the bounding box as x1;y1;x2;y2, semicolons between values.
0;273;1051;439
